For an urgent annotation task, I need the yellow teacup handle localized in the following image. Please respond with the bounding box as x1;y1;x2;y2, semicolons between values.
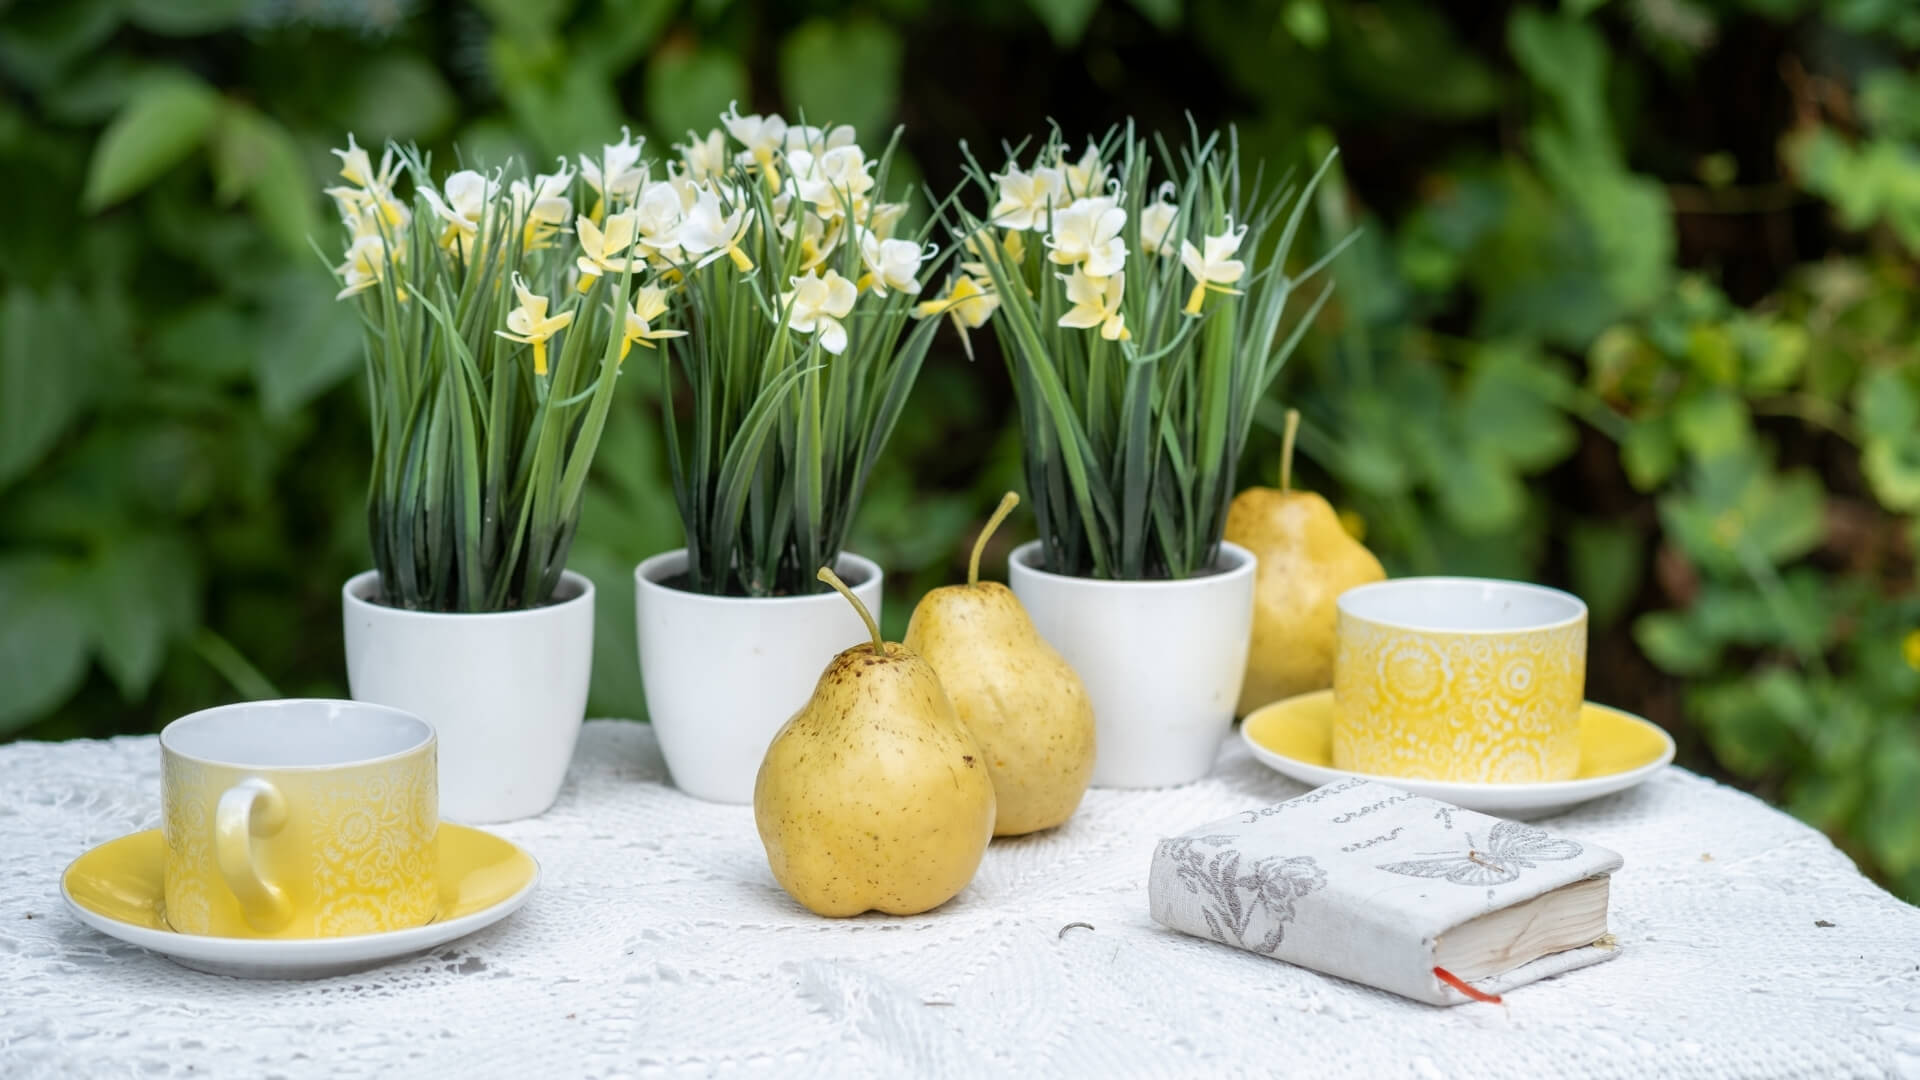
214;777;293;932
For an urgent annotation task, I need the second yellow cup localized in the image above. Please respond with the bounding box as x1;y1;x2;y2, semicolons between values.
160;699;438;939
1331;577;1587;783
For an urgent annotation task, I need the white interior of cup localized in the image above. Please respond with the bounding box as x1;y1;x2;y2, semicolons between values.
1338;577;1586;633
161;700;432;768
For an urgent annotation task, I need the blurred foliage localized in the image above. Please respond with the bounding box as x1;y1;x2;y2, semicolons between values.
1;0;1917;899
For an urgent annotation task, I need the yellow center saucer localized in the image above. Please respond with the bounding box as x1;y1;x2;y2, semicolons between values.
1241;690;1675;819
62;824;538;979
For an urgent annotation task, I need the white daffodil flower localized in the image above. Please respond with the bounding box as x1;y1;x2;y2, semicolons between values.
495;274;575;375
1058;143;1108;199
334;233;396;300
575;210;639;288
620;283;687;361
855;227;931;296
722;102;788;175
511;162;574;252
913;274;999;359
783;123;856;156
777;268;858;355
330;133;399;191
419;169;498;257
632;181;688;265
580;128;647;213
678;188;755;271
990;165;1064;231
1046;196;1128;278
788;145;875;217
1139;185;1180;257
1057;266;1129;342
677;128;728;182
868;200;909;240
1180;217;1249;314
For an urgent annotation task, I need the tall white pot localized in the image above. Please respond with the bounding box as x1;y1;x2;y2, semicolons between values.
635;550;883;804
1009;541;1256;788
343;570;593;824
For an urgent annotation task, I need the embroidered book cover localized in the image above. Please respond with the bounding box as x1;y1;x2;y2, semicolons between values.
1147;778;1624;1005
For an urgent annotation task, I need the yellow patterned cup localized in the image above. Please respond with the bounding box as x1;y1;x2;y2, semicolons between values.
1332;578;1587;783
159;700;438;938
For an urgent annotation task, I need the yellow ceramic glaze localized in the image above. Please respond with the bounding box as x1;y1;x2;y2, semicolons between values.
162;744;438;938
1247;690;1670;780
1332;606;1586;782
64;826;533;935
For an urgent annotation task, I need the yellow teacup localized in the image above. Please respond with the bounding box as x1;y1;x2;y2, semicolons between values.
159;700;438;938
1332;578;1587;783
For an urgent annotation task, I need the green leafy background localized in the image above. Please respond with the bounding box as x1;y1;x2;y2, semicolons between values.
4;0;1919;902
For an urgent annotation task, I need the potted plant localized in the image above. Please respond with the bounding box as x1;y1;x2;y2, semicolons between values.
326;132;681;822
633;108;946;803
942;125;1351;787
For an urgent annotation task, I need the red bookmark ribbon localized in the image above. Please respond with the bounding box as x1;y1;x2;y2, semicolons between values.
1433;966;1503;1005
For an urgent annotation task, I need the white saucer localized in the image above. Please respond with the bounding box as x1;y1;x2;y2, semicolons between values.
62;825;538;979
1241;690;1676;819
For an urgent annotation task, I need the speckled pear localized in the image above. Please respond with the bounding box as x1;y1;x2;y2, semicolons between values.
1226;409;1386;715
753;567;996;917
905;492;1096;836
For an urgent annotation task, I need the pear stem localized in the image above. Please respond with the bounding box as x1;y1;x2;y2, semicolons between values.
1280;408;1300;496
968;491;1020;586
818;566;884;655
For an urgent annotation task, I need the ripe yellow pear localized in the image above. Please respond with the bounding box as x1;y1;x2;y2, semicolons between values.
753;567;996;917
905;492;1095;836
1226;409;1386;715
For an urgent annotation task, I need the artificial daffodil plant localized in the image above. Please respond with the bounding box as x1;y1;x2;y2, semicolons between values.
644;106;949;597
325;134;684;611
938;125;1353;581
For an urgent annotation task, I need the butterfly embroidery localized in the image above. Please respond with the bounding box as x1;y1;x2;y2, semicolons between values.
1377;820;1583;886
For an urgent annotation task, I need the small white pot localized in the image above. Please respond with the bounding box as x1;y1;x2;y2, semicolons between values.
635;550;883;804
1009;541;1256;788
342;570;593;824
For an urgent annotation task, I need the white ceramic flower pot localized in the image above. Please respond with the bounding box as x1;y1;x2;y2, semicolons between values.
342;570;593;824
635;550;884;804
1009;540;1256;788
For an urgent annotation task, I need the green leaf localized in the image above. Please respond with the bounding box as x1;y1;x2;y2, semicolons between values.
1854;367;1919;440
0;0;120;91
1027;0;1100;45
0;287;96;492
87;532;202;700
1621;418;1678;491
334;55;457;143
1865;731;1920;874
1459;347;1577;471
1672;389;1753;460
574;0;678;73
1430;441;1525;534
779;18;904;145
83;72;220;211
1509;9;1606;143
153;301;256;381
254;271;362;417
1635;611;1719;675
1569;519;1643;627
1130;0;1183;30
643;47;750;148
1862;434;1920;511
124;0;253;35
472;0;576;38
0;555;93;734
212;104;320;254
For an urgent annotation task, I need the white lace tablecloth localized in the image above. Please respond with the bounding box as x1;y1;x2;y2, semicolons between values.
3;721;1918;1079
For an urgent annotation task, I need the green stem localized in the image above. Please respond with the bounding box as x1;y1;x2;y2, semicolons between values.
969;491;1020;586
818;566;884;654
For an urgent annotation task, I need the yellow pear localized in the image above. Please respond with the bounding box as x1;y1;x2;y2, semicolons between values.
1226;409;1386;715
905;492;1095;836
753;567;996;917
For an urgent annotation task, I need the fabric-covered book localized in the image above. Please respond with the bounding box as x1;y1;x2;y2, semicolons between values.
1148;778;1624;1005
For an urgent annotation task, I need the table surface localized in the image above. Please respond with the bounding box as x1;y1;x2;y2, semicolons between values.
2;720;1917;1079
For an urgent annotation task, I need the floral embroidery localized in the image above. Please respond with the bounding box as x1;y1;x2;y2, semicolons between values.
1159;835;1326;955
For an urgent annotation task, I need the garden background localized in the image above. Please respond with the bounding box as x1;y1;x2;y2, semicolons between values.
3;0;1918;902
